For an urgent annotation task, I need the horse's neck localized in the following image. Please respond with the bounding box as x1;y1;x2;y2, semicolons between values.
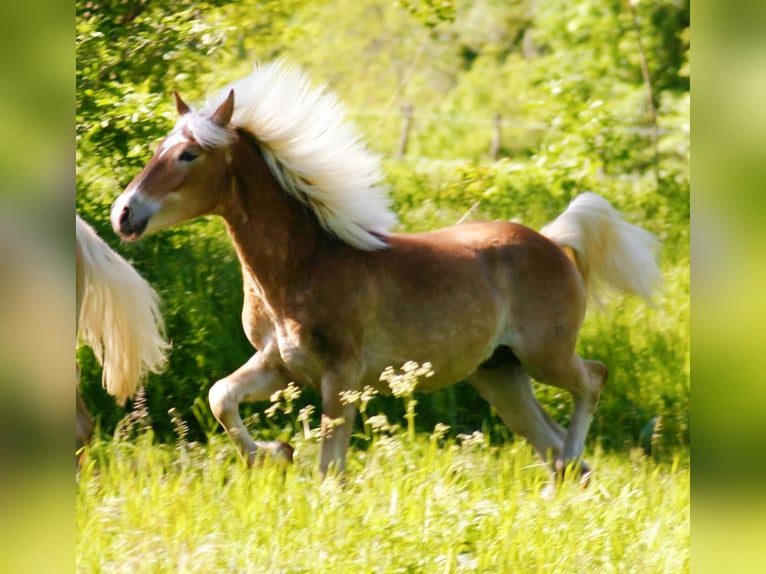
221;136;324;301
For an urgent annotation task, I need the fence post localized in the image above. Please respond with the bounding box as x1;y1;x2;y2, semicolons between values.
397;103;413;158
490;112;502;160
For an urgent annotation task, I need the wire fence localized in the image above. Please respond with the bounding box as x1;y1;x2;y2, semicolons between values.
347;104;688;161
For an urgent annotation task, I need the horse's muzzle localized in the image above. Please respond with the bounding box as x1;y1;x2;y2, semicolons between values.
114;204;148;241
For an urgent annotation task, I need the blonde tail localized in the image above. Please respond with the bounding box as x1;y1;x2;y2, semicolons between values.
541;193;662;308
76;215;169;404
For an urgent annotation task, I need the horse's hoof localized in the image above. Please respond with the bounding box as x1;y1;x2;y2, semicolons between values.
248;441;294;466
273;441;294;463
76;448;87;472
553;457;591;483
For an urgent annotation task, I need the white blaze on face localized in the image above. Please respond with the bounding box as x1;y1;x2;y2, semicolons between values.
158;127;192;158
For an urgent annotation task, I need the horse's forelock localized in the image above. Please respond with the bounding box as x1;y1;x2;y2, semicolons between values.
180;113;236;150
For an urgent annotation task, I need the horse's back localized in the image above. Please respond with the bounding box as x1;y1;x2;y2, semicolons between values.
384;220;581;294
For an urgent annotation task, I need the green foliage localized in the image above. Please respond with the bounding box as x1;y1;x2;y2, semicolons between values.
76;0;689;456
397;0;457;28
77;1;229;177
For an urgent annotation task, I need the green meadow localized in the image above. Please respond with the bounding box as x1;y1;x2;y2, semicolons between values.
77;431;689;573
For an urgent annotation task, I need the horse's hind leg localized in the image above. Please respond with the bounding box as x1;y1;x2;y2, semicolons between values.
208;351;294;466
467;361;575;471
558;358;607;472
529;354;608;474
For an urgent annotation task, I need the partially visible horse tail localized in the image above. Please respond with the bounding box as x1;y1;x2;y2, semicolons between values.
76;215;170;404
541;192;662;308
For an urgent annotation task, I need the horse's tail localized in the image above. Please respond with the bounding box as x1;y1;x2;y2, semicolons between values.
540;192;662;308
76;215;170;404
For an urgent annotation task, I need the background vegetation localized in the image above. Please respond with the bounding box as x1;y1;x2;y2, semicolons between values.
76;0;689;457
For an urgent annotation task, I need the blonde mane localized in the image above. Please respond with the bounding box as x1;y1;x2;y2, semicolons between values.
178;61;397;251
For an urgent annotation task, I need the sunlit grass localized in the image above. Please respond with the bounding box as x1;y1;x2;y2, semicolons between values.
77;426;689;573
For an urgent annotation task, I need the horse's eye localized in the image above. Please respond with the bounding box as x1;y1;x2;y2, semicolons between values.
179;148;198;162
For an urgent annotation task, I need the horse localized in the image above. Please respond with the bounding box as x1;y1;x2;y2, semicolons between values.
110;61;661;478
76;214;170;455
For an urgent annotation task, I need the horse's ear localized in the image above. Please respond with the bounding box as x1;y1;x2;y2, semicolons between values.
210;89;235;127
173;91;191;116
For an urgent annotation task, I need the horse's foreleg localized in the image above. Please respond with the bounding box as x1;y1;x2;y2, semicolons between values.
318;370;360;477
208;353;293;466
76;362;94;467
76;386;94;452
467;363;572;470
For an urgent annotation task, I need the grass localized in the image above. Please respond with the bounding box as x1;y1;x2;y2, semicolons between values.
77;426;689;573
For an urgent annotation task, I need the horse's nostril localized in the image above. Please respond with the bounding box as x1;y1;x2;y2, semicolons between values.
114;203;147;240
119;206;131;225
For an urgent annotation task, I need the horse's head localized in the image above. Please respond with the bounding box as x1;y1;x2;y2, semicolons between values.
110;90;235;241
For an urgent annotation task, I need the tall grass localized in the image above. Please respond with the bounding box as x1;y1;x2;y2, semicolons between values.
77;404;689;573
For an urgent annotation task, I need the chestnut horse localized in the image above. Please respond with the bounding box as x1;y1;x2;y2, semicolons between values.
110;62;660;477
76;215;169;453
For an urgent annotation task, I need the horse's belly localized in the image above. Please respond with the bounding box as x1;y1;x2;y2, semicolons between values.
361;322;500;393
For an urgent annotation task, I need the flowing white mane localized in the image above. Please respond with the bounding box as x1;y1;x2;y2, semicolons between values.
177;61;397;251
